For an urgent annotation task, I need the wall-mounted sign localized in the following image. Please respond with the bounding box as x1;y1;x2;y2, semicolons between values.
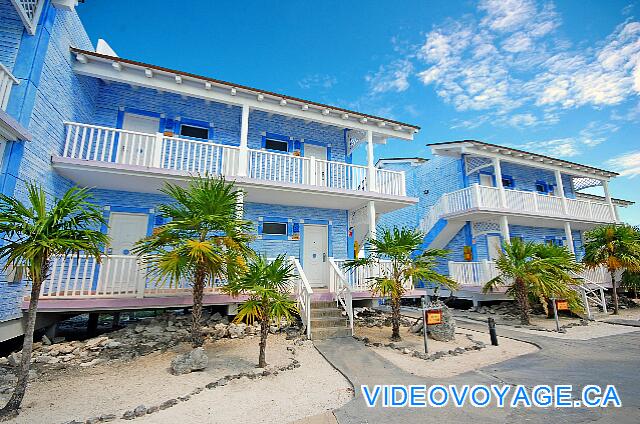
424;309;443;325
556;300;569;311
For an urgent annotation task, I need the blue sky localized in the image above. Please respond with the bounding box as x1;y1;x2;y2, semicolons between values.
77;0;640;224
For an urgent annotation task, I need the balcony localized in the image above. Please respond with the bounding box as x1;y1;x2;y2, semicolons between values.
52;122;414;212
448;261;612;288
421;183;616;233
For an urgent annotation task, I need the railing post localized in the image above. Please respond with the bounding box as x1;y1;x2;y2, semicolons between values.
400;170;406;196
237;104;250;177
366;129;377;192
309;156;317;186
471;183;480;208
152;132;163;168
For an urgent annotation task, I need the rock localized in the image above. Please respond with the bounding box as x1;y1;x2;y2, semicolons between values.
133;405;147;417
211;312;222;321
402;348;412;355
8;352;21;367
0;357;8;366
33;355;55;364
42;335;52;345
105;341;122;349
228;323;246;339
122;410;135;420
80;358;104;367
98;413;116;422
159;399;178;410
84;336;109;349
409;321;424;334
212;323;229;338
427;303;456;342
170;347;209;375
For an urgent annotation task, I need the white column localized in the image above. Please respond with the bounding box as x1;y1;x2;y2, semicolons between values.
368;200;377;241
564;222;575;255
366;130;377;192
602;180;618;223
236;191;244;219
499;215;510;242
554;169;568;214
492;157;507;208
237;104;250;176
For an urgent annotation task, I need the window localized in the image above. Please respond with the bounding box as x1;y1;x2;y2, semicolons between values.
180;124;209;139
264;138;289;152
501;175;514;189
535;181;548;194
262;222;287;235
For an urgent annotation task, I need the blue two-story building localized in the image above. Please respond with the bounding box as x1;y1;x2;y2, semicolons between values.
378;141;633;305
0;0;420;342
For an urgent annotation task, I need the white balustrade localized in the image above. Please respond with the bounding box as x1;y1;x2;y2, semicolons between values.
61;122;408;196
376;168;405;196
448;261;500;287
333;259;412;292
248;149;307;185
289;256;313;339
421;183;616;235
0;63;19;111
328;258;353;335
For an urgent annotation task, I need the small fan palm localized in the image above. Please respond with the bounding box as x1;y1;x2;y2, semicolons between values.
483;239;583;325
134;176;252;347
345;227;457;341
582;224;640;314
222;255;298;367
0;184;108;420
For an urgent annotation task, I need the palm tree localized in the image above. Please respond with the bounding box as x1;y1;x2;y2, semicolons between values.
344;227;457;342
0;184;108;420
222;255;298;367
621;270;640;300
483;239;583;325
583;224;640;314
134;176;252;347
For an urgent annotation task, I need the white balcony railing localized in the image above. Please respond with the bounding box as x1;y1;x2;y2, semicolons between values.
449;261;613;289
61;122;406;197
333;259;413;292
421;184;616;234
0;63;19;111
448;260;500;287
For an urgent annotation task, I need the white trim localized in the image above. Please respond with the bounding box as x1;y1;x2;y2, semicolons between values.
430;142;616;180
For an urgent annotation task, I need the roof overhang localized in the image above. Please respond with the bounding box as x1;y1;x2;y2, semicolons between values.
429;140;617;180
70;48;419;141
576;193;634;207
0;108;31;142
376;157;428;168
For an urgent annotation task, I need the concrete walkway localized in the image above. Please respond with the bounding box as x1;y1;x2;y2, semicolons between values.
315;322;640;423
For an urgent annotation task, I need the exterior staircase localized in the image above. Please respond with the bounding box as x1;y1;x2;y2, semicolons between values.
310;301;351;340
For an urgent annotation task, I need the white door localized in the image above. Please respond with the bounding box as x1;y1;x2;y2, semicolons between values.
107;212;149;255
120;113;160;167
487;235;503;261
303;224;328;287
103;212;149;294
304;144;328;186
479;174;494;187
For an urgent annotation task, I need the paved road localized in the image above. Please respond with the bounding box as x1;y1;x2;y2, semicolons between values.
315;322;640;423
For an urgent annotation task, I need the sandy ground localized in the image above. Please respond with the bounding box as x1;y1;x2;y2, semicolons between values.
367;327;539;379
7;335;352;424
355;325;477;352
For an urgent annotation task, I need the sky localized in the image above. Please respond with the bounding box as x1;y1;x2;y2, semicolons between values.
77;0;640;224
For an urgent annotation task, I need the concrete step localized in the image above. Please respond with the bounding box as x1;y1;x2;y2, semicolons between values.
311;316;348;328
310;308;344;318
311;301;336;309
312;326;352;340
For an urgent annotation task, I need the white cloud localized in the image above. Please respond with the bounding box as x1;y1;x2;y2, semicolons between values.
366;59;413;94
297;74;337;90
606;150;640;178
405;0;640;118
518;138;581;157
513;121;617;157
